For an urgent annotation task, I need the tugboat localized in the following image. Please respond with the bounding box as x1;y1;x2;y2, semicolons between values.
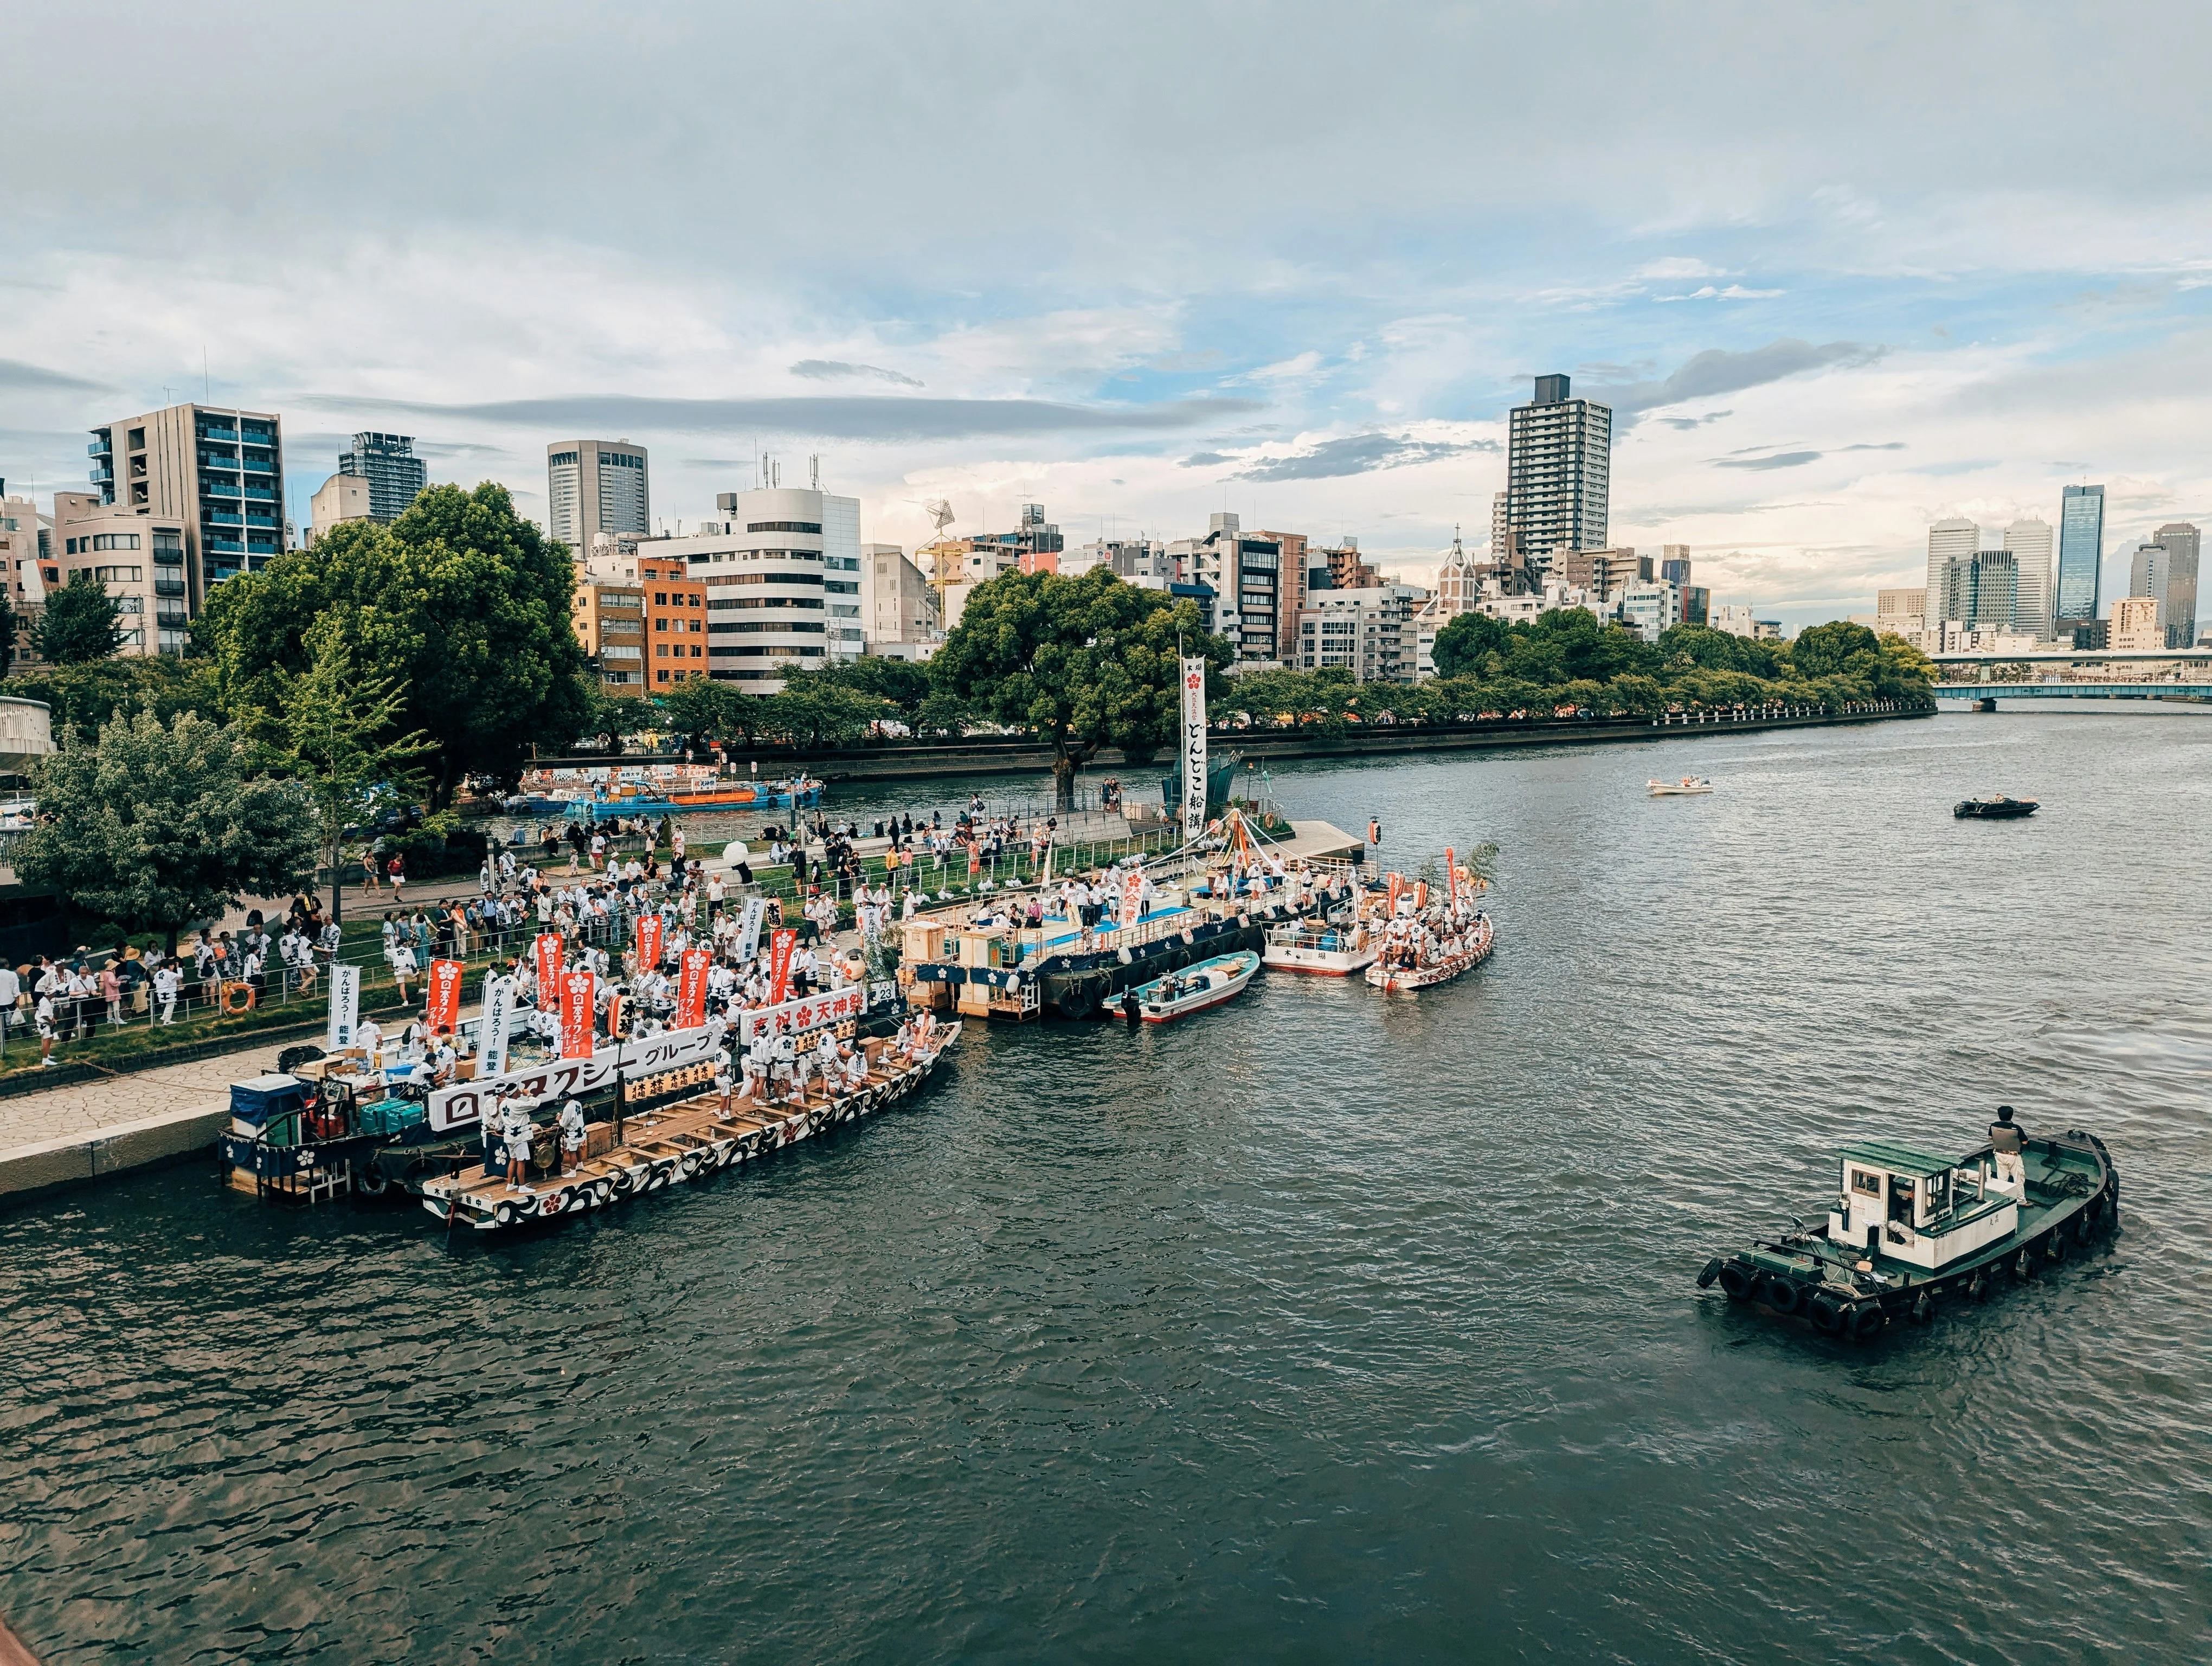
1954;795;2038;818
1697;1119;2117;1339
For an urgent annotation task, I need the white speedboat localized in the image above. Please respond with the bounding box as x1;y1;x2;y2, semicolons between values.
1261;918;1377;976
1648;776;1714;796
1131;951;1259;1023
1365;917;1495;992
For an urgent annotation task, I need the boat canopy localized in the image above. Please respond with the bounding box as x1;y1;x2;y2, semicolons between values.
1837;1140;1956;1180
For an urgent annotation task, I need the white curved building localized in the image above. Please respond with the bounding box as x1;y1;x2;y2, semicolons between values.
645;486;864;690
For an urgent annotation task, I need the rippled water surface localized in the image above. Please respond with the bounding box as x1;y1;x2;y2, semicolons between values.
6;709;2210;1664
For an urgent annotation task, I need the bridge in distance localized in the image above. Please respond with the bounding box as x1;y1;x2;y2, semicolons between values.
1930;645;2212;708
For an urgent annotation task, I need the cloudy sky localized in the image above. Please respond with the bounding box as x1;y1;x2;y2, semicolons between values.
6;1;2210;626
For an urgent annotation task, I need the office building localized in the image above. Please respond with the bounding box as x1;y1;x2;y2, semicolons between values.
1925;517;1980;626
2002;517;2055;640
1553;547;1651;600
1500;374;1611;565
1248;529;1310;658
866;544;936;646
1170;514;1281;664
87;403;285;609
1617;580;1683;643
2055;485;2104;629
336;432;428;522
546;440;650;554
1876;588;1927;640
2110;594;2163;651
1294;583;1428;682
309;475;373;545
2147;522;2199;647
1658;544;1692;587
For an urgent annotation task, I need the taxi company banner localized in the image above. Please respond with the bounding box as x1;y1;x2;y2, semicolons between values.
425;1023;724;1134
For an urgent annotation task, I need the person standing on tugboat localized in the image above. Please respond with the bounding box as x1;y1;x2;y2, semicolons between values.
1989;1105;2027;1196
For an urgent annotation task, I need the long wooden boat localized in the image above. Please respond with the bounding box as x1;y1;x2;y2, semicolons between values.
1699;1123;2116;1339
416;1024;960;1232
1130;951;1259;1023
1364;916;1494;991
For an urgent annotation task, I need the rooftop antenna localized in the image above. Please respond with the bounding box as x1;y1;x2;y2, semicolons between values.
809;453;820;491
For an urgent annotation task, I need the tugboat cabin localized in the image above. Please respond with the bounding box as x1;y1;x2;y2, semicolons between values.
1828;1140;2019;1271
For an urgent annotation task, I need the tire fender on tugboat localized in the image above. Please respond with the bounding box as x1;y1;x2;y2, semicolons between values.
1763;1276;1804;1315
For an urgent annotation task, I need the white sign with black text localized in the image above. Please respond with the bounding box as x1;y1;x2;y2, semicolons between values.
424;1023;723;1135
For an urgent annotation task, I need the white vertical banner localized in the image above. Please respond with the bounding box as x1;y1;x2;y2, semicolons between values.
478;974;516;1079
325;964;361;1050
1180;656;1209;846
736;895;767;962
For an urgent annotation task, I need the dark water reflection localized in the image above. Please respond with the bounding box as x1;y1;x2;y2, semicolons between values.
5;708;2209;1663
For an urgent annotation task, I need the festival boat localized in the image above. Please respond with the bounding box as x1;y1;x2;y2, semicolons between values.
1648;776;1714;796
1365;915;1494;991
506;767;822;817
1954;794;2037;819
1128;950;1259;1022
416;1024;960;1232
1696;1123;2117;1340
1261;913;1377;975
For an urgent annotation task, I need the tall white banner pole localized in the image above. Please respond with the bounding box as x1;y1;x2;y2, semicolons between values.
1180;657;1208;848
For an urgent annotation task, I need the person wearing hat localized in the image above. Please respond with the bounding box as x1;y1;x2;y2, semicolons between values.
1988;1105;2028;1198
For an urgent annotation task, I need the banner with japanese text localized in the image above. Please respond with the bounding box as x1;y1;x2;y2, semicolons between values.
560;967;596;1059
478;974;516;1078
1444;845;1457;908
735;896;767;962
535;933;564;1007
736;984;865;1049
426;1023;721;1134
676;947;712;1029
325;964;361;1050
1180;657;1208;847
768;928;797;1003
1121;870;1145;934
635;912;664;971
426;958;465;1036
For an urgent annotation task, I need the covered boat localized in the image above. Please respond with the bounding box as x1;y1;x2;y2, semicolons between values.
1697;1122;2117;1338
1954;795;2037;819
1129;950;1259;1022
1261;914;1377;976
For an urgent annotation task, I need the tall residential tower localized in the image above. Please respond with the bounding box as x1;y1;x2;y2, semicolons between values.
336;432;428;521
87;402;285;611
1500;374;1611;566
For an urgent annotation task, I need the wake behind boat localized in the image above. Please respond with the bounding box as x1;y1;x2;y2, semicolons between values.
1130;950;1259;1022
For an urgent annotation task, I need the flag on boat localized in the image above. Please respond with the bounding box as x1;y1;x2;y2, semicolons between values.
560;967;595;1059
676;947;712;1029
426;958;465;1036
535;933;565;1007
768;928;798;1003
635;912;664;972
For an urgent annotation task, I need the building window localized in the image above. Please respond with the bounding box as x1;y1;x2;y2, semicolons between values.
655;644;667;657
656;670;668;683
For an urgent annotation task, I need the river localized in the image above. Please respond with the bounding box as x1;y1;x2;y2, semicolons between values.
4;706;2208;1664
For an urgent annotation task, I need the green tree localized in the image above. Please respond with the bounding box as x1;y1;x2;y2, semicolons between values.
1789;619;1881;681
827;655;934;728
755;670;888;748
1430;610;1513;678
34;571;126;665
262;627;435;926
930;568;1230;806
2;656;223;743
15;708;317;953
196;483;589;804
659;677;754;746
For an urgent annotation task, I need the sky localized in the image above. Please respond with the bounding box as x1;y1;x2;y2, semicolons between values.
5;1;2212;629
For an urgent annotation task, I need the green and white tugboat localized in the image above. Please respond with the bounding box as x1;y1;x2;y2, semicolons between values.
1697;1110;2118;1340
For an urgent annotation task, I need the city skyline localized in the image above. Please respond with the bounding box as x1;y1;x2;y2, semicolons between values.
5;5;2212;629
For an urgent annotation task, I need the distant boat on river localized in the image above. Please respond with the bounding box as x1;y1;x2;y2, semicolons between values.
1954;796;2038;819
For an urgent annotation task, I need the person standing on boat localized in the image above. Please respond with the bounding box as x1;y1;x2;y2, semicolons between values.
1121;985;1141;1030
557;1097;587;1177
1989;1105;2028;1196
483;1090;509;1177
501;1095;536;1193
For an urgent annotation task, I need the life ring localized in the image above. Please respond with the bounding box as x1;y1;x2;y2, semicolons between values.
355;1166;390;1197
1843;1302;1885;1341
1717;1262;1756;1302
222;981;257;1014
1761;1276;1803;1315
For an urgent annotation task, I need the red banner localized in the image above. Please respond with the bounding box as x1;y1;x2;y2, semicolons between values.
1413;880;1428;913
635;912;664;972
1445;846;1457;908
676;947;712;1029
1386;873;1403;915
1121;870;1144;932
768;928;797;1004
560;967;596;1059
426;958;465;1035
535;933;564;1008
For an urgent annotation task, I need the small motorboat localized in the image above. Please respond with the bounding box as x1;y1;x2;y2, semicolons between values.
1648;776;1714;796
1696;1122;2116;1340
1130;951;1259;1022
1954;796;2037;819
1261;915;1377;976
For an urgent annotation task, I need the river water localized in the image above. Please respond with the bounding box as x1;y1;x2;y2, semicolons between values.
5;707;2209;1664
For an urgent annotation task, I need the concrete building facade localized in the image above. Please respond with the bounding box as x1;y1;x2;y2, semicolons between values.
1501;374;1612;565
52;505;191;656
309;475;372;545
1294;582;1427;682
2110;594;2163;651
572;578;647;696
546;440;650;554
88;403;285;610
866;543;936;646
336;432;428;521
2002;517;2055;641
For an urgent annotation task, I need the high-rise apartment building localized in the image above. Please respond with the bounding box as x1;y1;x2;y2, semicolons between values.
2148;522;2200;647
87;403;285;610
1171;514;1281;663
1501;374;1611;565
1553;547;1650;599
2055;485;2104;629
546;440;650;554
1925;517;1980;626
336;432;428;522
2002;517;2055;641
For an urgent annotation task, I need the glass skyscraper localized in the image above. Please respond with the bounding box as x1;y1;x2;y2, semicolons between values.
2055;484;2104;625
